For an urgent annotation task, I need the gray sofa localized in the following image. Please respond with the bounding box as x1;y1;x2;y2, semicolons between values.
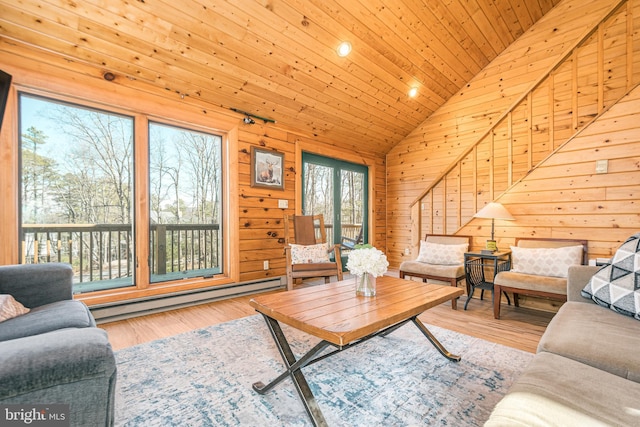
0;263;116;426
486;264;640;426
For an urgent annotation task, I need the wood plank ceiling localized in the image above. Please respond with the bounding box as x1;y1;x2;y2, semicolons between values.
0;0;561;155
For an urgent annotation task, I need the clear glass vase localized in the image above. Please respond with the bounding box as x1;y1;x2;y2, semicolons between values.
355;273;376;296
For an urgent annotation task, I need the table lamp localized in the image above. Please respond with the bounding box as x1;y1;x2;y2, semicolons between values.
473;202;515;252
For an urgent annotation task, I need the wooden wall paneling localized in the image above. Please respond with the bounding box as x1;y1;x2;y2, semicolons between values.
0;45;388;303
571;49;579;133
387;0;632;268
456;162;463;227
635;0;640;84
511;102;530;180
444;170;458;233
548;73;556;154
598;25;606;113
530;83;550;164
0;84;18;265
576;38;599;129
553;60;574;149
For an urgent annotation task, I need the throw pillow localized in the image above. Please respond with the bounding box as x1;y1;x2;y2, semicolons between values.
510;245;584;278
0;294;30;322
290;243;330;264
582;233;640;320
416;241;468;265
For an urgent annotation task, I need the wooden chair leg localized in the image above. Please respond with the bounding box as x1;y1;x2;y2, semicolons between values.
513;293;520;307
449;278;457;310
493;285;502;319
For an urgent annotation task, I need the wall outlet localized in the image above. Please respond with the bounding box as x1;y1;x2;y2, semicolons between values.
404;248;410;255
278;199;288;209
595;159;608;174
263;260;269;270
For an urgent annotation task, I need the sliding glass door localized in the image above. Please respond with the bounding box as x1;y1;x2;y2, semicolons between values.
302;153;368;263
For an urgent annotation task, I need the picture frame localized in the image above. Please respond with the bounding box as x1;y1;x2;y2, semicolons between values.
250;147;284;190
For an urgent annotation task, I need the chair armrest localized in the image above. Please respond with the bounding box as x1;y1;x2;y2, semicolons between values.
0;263;73;308
567;265;601;303
333;243;341;257
0;328;116;400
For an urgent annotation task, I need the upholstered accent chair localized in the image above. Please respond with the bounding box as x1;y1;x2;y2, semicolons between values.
493;237;588;319
399;234;471;309
284;214;343;291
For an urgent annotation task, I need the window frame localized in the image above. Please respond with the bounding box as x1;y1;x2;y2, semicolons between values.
8;84;238;304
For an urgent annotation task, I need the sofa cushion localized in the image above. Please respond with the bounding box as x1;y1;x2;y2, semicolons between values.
399;260;464;279
581;232;640;319
0;300;95;342
289;243;330;264
0;294;30;322
510;245;583;278
416;241;467;265
537;301;640;382
494;271;567;294
485;352;640;427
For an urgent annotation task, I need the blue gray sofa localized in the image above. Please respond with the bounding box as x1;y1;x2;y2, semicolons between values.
0;263;116;426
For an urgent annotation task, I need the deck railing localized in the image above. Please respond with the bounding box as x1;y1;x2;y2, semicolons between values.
21;223;221;286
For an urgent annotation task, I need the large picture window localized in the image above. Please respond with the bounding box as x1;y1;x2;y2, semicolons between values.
19;94;134;293
18;93;228;294
148;122;223;283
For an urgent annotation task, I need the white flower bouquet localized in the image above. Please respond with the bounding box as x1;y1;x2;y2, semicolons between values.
346;244;389;277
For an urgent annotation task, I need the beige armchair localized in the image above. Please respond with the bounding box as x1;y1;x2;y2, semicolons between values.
493;237;588;319
399;234;471;309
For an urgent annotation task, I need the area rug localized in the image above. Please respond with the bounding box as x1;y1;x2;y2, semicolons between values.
114;314;533;426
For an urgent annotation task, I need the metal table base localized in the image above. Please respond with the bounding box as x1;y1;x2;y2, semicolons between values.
252;313;460;427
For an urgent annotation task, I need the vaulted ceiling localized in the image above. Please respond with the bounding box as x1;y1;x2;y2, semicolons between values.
0;0;561;155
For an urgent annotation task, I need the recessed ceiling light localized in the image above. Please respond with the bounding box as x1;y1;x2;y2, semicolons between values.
408;87;418;98
337;41;352;57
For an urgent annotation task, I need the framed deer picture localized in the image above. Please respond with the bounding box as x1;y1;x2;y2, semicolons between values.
250;147;284;190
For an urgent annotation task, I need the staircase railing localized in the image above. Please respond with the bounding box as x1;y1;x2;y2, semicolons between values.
409;0;636;237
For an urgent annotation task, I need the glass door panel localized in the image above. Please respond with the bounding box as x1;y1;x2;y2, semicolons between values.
340;169;366;248
302;162;334;244
302;153;368;267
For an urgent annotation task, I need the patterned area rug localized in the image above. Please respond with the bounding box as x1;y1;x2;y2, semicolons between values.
114;314;533;426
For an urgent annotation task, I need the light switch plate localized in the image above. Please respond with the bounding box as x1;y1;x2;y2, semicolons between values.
278;199;288;209
595;159;608;174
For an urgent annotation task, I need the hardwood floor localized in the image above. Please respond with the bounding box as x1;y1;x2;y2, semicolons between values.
99;277;555;353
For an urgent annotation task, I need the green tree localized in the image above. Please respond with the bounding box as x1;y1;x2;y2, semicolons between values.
21;126;59;223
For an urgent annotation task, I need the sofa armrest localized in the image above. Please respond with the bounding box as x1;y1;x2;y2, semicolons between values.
0;328;116;399
0;263;73;307
567;265;601;303
0;328;117;425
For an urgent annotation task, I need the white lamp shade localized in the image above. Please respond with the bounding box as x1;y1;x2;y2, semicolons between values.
473;202;515;221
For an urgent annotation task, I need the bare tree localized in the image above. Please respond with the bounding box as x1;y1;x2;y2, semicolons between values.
53;106;133;224
177;131;221;223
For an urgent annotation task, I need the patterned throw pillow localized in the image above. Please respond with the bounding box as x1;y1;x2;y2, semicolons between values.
0;294;30;322
290;243;330;264
510;245;584;278
582;233;640;320
416;241;467;265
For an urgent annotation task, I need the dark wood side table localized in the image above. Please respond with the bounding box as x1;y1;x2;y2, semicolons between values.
464;250;512;310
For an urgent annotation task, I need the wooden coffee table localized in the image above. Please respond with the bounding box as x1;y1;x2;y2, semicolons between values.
249;276;464;426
